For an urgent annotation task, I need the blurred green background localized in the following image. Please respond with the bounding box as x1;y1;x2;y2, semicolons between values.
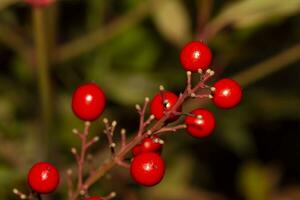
1;0;300;199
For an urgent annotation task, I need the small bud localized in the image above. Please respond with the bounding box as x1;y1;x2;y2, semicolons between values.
93;136;99;142
190;93;196;97
149;115;155;120
198;69;203;74
145;97;150;102
147;130;152;135
12;189;18;194
158;139;164;145
67;169;73;175
206;69;211;74
210;87;216;92
72;129;79;134
110;143;116;148
121;129;126;135
159;85;165;91
186;71;192;76
196;115;203;119
153;137;160;143
103;118;109;124
209;94;213;99
135;104;141;111
85;121;91;127
209;70;215;76
110;192;117;198
71;148;77;154
21;195;26;199
112;121;117;127
80;190;85;195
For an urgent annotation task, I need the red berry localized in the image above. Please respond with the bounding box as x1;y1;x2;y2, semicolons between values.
180;41;212;72
185;109;215;138
150;91;181;122
141;136;163;154
85;197;103;200
72;83;106;121
132;144;143;156
25;0;54;6
212;78;242;109
130;152;165;186
132;136;163;156
27;162;60;194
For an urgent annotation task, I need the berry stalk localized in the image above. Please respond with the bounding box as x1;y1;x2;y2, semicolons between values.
70;69;214;200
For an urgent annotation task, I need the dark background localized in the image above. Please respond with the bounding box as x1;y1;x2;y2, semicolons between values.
0;0;300;199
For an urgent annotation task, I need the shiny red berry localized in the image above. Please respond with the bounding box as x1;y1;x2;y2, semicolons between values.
130;152;165;186
25;0;54;7
27;162;60;194
72;83;106;121
85;197;103;200
132;136;163;156
212;78;242;109
132;144;143;156
141;136;163;154
150;91;181;122
180;41;212;72
185;109;215;138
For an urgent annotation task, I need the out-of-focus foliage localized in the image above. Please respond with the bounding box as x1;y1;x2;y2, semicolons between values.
0;0;300;199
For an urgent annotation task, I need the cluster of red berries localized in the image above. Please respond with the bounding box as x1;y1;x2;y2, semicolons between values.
128;41;242;186
131;136;165;186
180;41;242;137
19;40;242;199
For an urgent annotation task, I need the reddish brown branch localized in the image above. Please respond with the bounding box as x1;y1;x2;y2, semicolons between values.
69;69;215;200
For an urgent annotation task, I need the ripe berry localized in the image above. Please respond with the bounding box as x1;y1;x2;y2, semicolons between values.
25;0;54;7
130;152;165;186
180;41;212;72
72;83;106;121
85;197;103;200
132;136;163;156
185;109;215;138
212;78;242;109
132;144;142;156
150;91;181;122
140;136;163;154
27;162;60;194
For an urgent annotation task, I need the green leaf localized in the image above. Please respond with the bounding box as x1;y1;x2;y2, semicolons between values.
213;0;300;28
152;0;192;46
238;161;271;200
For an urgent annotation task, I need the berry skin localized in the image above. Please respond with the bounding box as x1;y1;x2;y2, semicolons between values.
133;136;163;156
180;41;212;72
132;144;143;156
25;0;54;7
72;83;106;121
150;91;181;122
85;197;103;200
140;136;163;154
27;162;60;194
212;78;242;109
185;109;215;138
130;152;165;186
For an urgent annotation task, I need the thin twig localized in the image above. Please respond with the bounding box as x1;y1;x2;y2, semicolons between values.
70;67;214;200
154;124;187;135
